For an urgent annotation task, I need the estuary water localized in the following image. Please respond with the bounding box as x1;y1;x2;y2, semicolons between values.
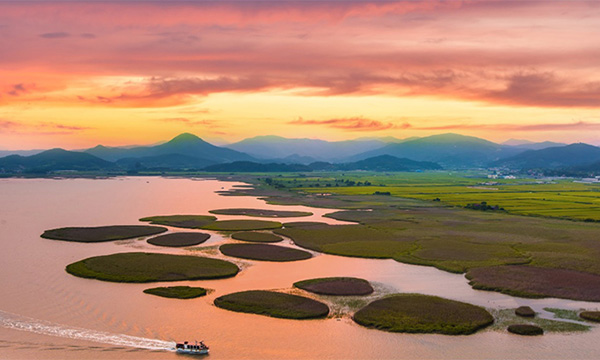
0;177;598;359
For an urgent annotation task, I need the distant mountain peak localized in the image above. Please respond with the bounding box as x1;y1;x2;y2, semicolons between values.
168;133;203;143
418;133;495;144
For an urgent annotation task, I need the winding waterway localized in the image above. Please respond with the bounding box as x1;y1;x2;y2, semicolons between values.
0;177;598;359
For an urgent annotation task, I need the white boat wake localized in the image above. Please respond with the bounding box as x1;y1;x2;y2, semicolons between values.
0;310;174;351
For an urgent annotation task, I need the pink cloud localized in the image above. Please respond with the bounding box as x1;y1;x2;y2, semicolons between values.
0;1;599;108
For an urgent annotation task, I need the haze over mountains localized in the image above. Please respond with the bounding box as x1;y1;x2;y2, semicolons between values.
226;135;404;163
1;132;599;175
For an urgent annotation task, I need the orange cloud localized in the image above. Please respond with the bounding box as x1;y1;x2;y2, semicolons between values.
0;120;92;135
407;120;600;132
289;117;402;131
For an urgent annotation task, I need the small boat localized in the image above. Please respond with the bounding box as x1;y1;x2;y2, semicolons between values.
175;340;209;355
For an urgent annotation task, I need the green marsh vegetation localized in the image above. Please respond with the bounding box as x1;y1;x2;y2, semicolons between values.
271;172;600;222
41;225;167;242
219;243;312;261
294;277;374;296
209;208;312;217
491;309;590;333
202;220;282;231
352;294;493;335
139;215;217;229
147;232;210;247
544;308;581;321
66;252;239;282
231;231;283;243
275;223;414;259
214;290;329;319
216;173;600;301
143;286;208;299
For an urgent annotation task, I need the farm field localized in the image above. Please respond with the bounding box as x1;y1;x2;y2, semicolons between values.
265;172;600;221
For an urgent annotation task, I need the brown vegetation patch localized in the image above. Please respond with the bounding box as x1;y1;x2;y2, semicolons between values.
42;225;167;242
579;311;600;322
515;306;535;317
231;231;283;243
353;294;493;335
139;215;217;229
147;232;210;247
467;265;600;301
507;324;544;336
209;208;312;218
214;290;329;319
294;277;374;296
219;243;312;262
283;221;329;228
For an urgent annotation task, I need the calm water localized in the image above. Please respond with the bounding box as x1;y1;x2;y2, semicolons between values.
0;177;598;359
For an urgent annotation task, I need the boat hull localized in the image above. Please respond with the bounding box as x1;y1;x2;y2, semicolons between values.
176;348;209;355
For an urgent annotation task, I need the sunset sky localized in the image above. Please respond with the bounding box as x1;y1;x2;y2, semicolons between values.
1;0;599;150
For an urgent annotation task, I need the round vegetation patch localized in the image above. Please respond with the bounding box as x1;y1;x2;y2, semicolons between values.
353;294;494;335
66;252;239;283
147;232;210;247
515;306;535;317
220;243;312;262
139;215;217;229
143;286;207;299
507;324;544;336
209;208;312;218
579;311;600;322
41;225;167;242
231;231;283;243
202;220;282;231
294;277;374;296
214;290;329;319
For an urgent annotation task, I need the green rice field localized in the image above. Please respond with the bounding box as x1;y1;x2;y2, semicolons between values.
270;172;600;221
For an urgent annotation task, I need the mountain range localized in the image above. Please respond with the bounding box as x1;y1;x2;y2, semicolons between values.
225;135;404;163
1;132;599;175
